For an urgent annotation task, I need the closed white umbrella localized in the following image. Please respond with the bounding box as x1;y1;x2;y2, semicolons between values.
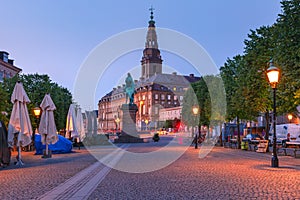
66;104;78;139
76;107;85;141
8;81;32;165
39;93;58;158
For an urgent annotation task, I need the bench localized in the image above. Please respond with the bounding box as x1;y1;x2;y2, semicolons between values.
256;140;268;153
277;148;300;158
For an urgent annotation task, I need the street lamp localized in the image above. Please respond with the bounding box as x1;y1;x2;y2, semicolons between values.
266;59;280;168
145;119;149;131
288;114;293;123
192;105;199;149
32;106;41;150
114;115;120;131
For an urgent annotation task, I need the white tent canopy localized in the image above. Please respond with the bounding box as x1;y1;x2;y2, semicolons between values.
66;104;79;139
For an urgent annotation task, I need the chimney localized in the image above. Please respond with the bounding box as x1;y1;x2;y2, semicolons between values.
8;59;14;65
172;72;177;75
189;74;194;77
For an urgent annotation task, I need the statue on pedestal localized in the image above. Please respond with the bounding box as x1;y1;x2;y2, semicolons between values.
124;73;135;105
114;73;144;143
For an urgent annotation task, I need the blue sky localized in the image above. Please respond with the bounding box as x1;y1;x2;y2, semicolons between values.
1;0;281;109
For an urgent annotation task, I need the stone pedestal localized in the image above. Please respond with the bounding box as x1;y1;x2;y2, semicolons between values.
114;104;144;143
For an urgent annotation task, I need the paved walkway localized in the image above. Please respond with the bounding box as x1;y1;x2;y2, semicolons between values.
0;136;299;200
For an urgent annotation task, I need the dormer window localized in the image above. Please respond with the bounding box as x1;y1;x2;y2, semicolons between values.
3;53;8;62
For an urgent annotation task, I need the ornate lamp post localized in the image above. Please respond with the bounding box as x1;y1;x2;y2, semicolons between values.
266;59;280;168
192;105;199;149
32;106;41;149
288;114;293;123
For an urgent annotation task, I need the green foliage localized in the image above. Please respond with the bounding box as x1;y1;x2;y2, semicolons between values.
2;73;73;130
181;85;199;128
0;82;9;124
220;0;300;123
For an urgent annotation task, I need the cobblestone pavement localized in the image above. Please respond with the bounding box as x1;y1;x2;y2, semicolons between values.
1;136;300;200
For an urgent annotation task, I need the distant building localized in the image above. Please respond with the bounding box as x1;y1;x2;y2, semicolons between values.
98;9;200;131
0;51;22;82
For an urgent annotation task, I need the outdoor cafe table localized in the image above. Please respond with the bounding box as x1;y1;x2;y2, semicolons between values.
281;141;300;157
286;141;300;148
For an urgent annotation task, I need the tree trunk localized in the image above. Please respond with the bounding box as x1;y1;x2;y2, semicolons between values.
265;111;270;152
219;122;223;147
237;116;241;149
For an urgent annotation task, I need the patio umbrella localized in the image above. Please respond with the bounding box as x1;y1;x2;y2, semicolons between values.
85;111;97;135
39;93;58;158
66;104;78;139
76;107;85;141
8;81;32;165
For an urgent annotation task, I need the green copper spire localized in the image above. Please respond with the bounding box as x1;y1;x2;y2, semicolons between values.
148;6;155;27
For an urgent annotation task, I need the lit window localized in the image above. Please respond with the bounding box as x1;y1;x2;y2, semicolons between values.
155;94;158;100
161;94;165;100
174;95;178;100
143;105;146;115
142;95;145;100
167;95;171;100
180;96;183;101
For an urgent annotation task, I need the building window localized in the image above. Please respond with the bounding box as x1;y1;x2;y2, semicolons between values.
155;107;158;115
180;96;183;101
5;72;11;79
0;71;3;82
142;95;145;100
167;95;171;100
148;94;151;100
155;94;158;100
3;53;8;62
168;101;171;105
143;105;146;115
161;94;165;100
173;87;176;91
174;95;178;101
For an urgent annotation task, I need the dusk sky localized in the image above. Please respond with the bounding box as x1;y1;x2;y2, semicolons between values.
1;0;281;110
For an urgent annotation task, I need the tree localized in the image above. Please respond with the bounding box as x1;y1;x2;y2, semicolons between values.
0;82;9;124
2;73;73;131
181;85;199;133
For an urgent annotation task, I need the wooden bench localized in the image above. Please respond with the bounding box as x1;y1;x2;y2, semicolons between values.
277;148;300;157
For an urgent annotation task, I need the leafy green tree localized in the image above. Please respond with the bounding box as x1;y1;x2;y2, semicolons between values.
181;85;199;132
273;0;300;114
0;82;9;124
3;73;73;131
